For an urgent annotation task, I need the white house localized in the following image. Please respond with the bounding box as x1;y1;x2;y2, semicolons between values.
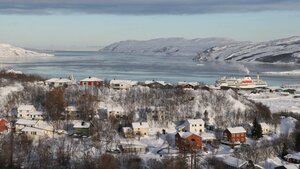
17;105;43;120
21;120;54;137
132;122;149;137
110;80;138;90
177;119;205;134
260;122;270;135
45;76;75;87
15;119;37;132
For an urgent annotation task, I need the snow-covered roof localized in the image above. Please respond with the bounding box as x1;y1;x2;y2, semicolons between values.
201;133;216;140
74;121;91;128
110;80;138;86
217;155;247;168
16;119;37;125
285;152;300;160
260;122;269;129
45;78;72;83
80;77;103;82
226;127;246;133
177;131;200;139
132;122;149;129
178;81;199;86
144;80;170;86
35;120;53;131
18;105;35;111
186;119;204;124
30;111;43;115
278;164;300;169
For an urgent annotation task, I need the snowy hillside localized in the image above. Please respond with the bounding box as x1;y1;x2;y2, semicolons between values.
0;43;53;59
196;36;300;64
99;37;236;57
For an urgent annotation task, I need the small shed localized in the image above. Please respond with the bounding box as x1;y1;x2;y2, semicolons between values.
73;121;91;136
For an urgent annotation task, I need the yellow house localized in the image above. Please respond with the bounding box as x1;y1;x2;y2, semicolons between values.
132;122;149;137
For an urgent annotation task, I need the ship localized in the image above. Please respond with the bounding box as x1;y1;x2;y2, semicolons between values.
216;74;268;89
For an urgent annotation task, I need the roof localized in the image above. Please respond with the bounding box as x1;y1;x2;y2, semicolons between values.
132;122;149;129
122;127;133;133
186;119;204;124
177;131;200;139
30;111;43;115
260;122;269;129
65;106;78;112
74;121;91;128
45;78;72;83
16;119;37;125
35;120;53;131
201;133;216;140
276;164;300;169
144;80;170;86
226;127;246;134
110;80;138;86
18;105;35;111
80;77;103;82
217;155;247;168
285;152;300;160
178;81;199;86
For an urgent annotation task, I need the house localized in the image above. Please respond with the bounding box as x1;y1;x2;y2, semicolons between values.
132;122;149;137
175;132;202;151
216;155;248;169
177;119;205;134
119;143;148;154
0;119;8;133
144;80;172;89
177;81;199;90
223;127;247;144
15;119;37;132
122;127;134;138
146;106;168;127
80;76;103;87
17;105;43;120
21;120;54;137
110;80;138;90
260;122;270;135
45;76;75;88
107;107;124;119
65;106;80;119
284;152;300;164
73;121;91;136
201;132;216;144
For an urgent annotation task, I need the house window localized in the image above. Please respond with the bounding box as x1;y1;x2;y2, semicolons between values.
200;124;202;126
200;129;202;132
144;133;146;135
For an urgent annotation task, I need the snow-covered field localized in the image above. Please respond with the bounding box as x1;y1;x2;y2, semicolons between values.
246;92;300;114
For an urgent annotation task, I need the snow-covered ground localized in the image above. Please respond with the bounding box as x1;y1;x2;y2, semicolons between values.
0;43;53;60
0;82;23;113
246;92;300;113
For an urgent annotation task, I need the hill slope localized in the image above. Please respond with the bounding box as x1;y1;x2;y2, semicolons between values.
0;43;53;59
99;37;236;57
195;36;300;64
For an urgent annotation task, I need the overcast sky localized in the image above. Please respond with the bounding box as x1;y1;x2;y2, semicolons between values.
0;0;300;50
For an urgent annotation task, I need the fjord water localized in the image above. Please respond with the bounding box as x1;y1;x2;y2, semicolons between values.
4;51;300;86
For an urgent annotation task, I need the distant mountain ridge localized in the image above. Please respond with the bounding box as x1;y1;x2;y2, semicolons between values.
100;36;300;64
195;36;300;64
0;43;53;59
99;37;237;57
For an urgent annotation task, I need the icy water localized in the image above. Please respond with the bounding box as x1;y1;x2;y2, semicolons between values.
2;51;300;86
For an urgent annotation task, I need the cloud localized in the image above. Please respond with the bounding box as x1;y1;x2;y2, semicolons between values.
0;0;300;15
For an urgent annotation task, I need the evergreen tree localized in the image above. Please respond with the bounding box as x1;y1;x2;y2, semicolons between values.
251;118;263;140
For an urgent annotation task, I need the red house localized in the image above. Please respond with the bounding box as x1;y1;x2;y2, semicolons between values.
223;127;246;144
0;119;8;133
80;77;103;87
175;132;202;152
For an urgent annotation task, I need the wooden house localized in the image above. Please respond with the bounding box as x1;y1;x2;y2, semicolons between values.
80;76;103;87
73;121;91;136
175;132;202;151
0;119;8;133
223;127;246;144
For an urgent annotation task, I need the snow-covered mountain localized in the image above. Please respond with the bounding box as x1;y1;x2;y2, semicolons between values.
0;43;53;59
195;36;300;64
99;37;237;57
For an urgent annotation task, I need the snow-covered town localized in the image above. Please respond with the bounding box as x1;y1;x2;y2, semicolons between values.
0;69;299;169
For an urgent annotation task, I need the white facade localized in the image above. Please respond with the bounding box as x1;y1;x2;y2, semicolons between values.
132;122;149;136
184;119;205;134
21;120;54;137
17;105;43;120
110;80;138;90
260;122;270;135
15;119;37;132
